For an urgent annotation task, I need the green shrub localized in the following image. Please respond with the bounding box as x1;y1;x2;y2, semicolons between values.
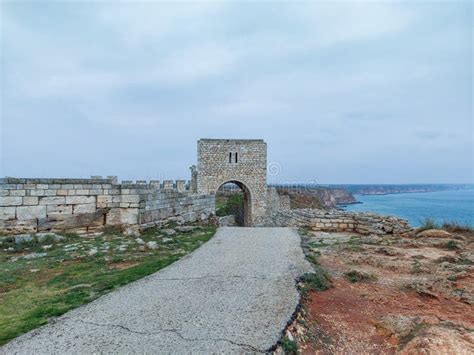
300;267;332;293
280;337;298;355
444;240;460;250
344;270;377;283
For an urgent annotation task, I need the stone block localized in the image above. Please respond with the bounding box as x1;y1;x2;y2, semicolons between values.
66;196;95;204
10;190;26;197
107;208;138;225
47;205;73;215
56;189;68;196
0;218;37;234
121;195;140;203
23;196;39;206
0;196;23;206
0;190;8;197
73;204;96;214
38;209;106;232
97;195;113;208
44;189;58;196
36;184;48;189
17;205;47;219
39;196;66;205
0;206;16;219
30;189;45;196
15;234;33;244
75;189;90;195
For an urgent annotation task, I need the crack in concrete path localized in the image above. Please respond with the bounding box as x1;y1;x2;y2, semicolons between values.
75;319;267;353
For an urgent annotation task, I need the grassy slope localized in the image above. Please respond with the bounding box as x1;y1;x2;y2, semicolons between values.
0;225;216;345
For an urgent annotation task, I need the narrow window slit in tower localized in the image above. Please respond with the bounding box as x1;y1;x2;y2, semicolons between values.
235;152;238;163
229;152;232;163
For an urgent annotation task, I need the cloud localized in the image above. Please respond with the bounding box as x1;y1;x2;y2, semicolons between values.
0;1;472;182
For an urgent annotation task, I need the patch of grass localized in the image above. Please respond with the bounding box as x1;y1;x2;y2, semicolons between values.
344;270;377;283
441;221;473;234
418;218;439;231
0;225;216;345
444;240;460;250
280;337;298;355
300;268;332;295
102;226;123;235
305;254;320;266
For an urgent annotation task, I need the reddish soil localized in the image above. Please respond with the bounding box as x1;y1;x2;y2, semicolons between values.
292;229;474;354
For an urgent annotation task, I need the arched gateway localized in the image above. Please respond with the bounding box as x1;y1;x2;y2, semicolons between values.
195;139;267;226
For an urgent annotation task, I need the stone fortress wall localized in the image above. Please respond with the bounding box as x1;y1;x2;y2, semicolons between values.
1;138;413;235
0;177;214;235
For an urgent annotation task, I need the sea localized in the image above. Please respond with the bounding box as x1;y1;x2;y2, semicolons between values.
343;187;474;227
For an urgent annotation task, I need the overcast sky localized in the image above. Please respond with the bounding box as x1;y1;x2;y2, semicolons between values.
1;1;472;184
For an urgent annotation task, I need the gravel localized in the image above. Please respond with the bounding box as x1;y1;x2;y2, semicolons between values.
1;227;312;354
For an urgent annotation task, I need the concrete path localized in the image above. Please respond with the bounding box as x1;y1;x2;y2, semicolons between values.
2;227;312;354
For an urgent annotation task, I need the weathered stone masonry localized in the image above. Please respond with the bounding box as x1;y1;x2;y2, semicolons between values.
0;177;214;235
196;139;267;226
268;208;411;235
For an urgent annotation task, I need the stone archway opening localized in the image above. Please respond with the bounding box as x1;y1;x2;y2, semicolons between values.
195;139;267;226
215;181;252;227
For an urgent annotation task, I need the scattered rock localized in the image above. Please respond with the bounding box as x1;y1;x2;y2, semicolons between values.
162;237;173;243
15;234;33;245
124;225;140;237
87;249;98;256
161;229;176;236
402;324;474;354
376;247;401;256
359;234;383;244
146;241;158;250
118;245;127;252
138;246;145;251
42;245;53;250
29;269;40;273
135;238;145;245
23;253;47;259
417;229;452;239
36;233;62;243
376;314;422;339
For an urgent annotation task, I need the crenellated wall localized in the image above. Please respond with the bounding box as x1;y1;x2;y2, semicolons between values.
0;177;214;235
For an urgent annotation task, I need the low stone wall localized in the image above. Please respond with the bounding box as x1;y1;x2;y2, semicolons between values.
0;177;214;235
268;208;411;235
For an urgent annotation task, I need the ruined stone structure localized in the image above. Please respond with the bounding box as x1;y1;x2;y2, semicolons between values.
196;139;268;226
268;208;411;235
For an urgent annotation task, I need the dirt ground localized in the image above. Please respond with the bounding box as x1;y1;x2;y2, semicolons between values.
290;228;474;354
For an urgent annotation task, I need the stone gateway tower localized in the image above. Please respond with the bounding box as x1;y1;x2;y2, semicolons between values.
196;139;267;226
